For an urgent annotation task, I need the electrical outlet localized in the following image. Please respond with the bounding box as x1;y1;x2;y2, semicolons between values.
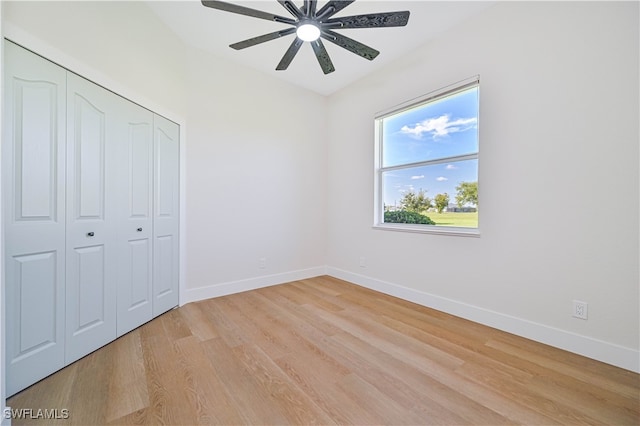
572;300;588;320
359;256;366;268
259;257;267;269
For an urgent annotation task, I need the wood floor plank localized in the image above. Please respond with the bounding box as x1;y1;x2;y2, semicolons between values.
376;311;538;383
296;277;343;297
328;331;477;425
231;343;335;425
139;317;198;425
258;285;344;336
304;301;467;373
105;330;149;423
240;291;350;374
7;276;640;425
200;338;290;425
106;407;149;426
335;372;429;425
487;337;640;400
454;358;605;424
6;361;78;425
172;335;245;425
527;373;639;425
197;297;250;348
157;308;192;341
273;354;357;424
287;280;345;312
65;343;115;425
177;301;219;342
212;291;292;359
331;330;533;425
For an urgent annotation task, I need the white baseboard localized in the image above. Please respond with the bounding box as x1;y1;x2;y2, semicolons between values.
326;267;640;373
182;266;327;304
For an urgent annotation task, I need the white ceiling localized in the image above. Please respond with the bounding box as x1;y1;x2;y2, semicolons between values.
146;1;494;96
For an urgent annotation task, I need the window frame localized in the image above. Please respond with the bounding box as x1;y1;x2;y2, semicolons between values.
373;76;480;237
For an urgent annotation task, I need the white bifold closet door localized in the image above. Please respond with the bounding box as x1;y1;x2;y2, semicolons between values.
4;41;180;396
64;73;119;363
116;99;154;337
3;41;67;396
152;114;180;317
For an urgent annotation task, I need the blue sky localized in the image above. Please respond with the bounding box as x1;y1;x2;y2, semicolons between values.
381;87;478;208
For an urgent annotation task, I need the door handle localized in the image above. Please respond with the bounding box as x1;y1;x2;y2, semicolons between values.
137;227;143;232
87;232;95;237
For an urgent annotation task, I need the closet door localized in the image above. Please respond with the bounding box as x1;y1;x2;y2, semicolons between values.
65;73;117;363
3;41;67;396
152;115;180;316
116;100;154;336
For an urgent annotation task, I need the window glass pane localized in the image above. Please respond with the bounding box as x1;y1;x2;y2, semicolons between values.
382;159;478;228
381;87;478;167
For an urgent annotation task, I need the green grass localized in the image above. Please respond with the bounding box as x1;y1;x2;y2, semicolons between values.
428;211;478;228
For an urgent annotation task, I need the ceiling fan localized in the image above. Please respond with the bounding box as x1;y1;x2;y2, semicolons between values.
201;0;410;74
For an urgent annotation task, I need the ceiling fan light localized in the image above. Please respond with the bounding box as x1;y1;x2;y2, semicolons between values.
296;23;321;42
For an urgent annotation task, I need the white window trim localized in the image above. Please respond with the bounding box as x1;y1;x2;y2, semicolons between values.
373;222;480;237
373;76;480;237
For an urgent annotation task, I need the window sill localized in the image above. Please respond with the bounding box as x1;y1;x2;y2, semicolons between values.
373;223;480;237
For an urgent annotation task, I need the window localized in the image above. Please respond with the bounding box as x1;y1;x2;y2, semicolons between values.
374;77;479;235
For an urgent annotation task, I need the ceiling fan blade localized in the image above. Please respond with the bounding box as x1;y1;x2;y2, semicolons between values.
277;0;303;19
315;0;355;21
323;11;410;29
320;29;379;60
230;28;296;50
304;0;317;18
201;1;296;25
310;39;335;74
276;37;304;70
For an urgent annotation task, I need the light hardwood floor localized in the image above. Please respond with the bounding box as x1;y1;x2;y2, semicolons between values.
7;276;640;425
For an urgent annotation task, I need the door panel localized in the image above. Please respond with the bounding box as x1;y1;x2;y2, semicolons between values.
12;252;57;355
153;115;180;316
14;81;58;220
154;235;174;297
74;95;105;219
65;73;117;364
128;239;151;306
156;127;177;218
73;245;106;331
3;41;67;396
130;123;152;217
116;100;154;336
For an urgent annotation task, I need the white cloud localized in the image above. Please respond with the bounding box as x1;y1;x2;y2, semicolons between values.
436;176;448;181
400;114;477;139
410;175;424;180
445;164;457;170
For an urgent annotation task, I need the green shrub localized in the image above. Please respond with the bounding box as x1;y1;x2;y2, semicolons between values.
384;210;435;225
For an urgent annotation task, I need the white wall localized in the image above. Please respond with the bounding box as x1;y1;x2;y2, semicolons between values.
183;47;327;300
326;1;639;371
